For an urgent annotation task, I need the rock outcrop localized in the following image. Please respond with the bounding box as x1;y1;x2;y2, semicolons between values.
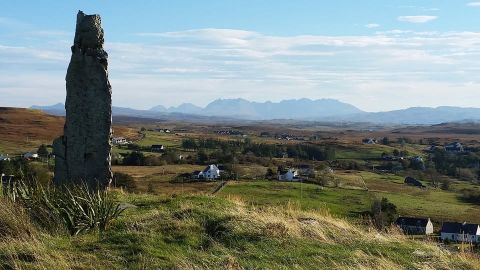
53;11;112;187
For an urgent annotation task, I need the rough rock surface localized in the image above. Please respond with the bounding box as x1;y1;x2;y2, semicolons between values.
53;11;112;187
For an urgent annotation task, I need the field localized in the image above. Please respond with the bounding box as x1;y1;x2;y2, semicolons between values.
114;164;480;225
2;192;480;269
2;108;480;268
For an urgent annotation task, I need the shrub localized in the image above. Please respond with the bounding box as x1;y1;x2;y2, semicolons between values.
457;168;477;182
440;178;451;190
460;189;480;204
370;198;398;230
10;181;125;236
122;151;146;166
112;172;136;191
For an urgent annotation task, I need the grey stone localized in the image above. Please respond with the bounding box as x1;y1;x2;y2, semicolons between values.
53;10;112;188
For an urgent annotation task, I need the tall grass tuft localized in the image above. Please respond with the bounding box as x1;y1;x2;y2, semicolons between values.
0;198;36;240
4;180;125;236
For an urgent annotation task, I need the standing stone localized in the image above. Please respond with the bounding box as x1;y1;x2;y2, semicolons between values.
53;11;112;188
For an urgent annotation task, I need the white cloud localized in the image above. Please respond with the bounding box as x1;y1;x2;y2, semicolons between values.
397;15;438;23
467;2;480;7
2;28;480;110
365;23;380;29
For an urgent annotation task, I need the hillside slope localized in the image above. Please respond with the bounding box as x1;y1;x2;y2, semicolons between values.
0;107;138;154
1;193;478;269
0;108;64;154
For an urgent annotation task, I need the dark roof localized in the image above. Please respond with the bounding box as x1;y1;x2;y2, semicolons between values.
396;217;430;227
441;222;480;235
298;164;312;169
151;144;164;148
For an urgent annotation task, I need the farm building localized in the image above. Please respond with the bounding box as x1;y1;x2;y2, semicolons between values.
112;137;127;145
23;152;38;160
395;217;433;235
278;168;299;181
445;142;464;153
362;138;377;144
151;145;165;152
193;165;222;180
404;176;425;188
440;222;480;243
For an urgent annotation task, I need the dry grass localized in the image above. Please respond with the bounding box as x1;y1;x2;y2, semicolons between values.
0;107;138;154
112;165;219;195
0;198;36;240
1;193;480;269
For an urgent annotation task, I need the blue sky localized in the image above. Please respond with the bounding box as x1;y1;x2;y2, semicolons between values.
1;1;480;111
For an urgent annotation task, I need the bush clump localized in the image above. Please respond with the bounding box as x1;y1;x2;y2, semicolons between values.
6;181;125;236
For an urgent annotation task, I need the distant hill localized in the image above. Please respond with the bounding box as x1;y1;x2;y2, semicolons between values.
150;103;202;114
33;98;362;120
0;107;64;153
31;103;65;116
0;107;137;154
199;98;363;119
31;99;480;124
332;106;480;125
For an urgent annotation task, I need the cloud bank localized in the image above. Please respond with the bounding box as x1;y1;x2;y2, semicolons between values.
1;26;480;111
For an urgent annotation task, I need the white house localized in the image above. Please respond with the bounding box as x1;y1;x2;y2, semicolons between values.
441;222;480;243
195;164;221;180
396;217;434;235
151;145;165;152
362;138;377;144
23;152;38;160
278;168;299;181
445;142;464;153
112;137;128;145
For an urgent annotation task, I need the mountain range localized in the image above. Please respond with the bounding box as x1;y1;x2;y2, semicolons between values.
31;98;480;125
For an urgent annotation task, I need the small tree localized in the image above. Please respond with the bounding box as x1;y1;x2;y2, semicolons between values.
382;137;390;145
37;144;49;159
371;197;398;230
122;151;146;166
196;149;209;165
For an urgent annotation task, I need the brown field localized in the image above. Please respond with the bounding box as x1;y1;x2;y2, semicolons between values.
112;165;219;195
0;107;139;154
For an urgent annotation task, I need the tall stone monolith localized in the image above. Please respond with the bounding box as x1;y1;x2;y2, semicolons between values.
53;11;112;188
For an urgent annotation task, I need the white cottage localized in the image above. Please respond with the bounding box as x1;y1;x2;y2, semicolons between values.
112;137;128;145
196;164;221;180
0;154;10;161
278;168;299;181
23;152;38;160
441;222;480;243
396;217;433;235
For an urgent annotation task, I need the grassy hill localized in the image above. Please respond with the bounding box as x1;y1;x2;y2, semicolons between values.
0;108;64;154
0;107;138;154
1;192;479;269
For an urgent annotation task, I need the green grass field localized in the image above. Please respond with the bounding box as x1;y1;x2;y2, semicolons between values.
217;176;480;225
136;131;183;148
2;192;479;269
